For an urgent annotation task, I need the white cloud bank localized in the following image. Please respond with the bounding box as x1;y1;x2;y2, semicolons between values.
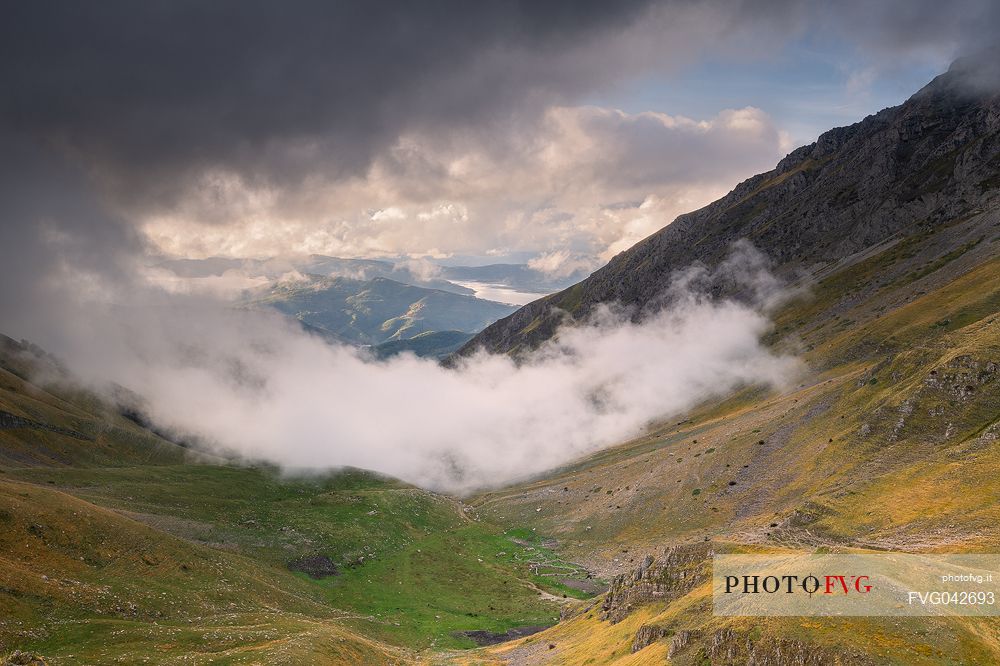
50;245;800;494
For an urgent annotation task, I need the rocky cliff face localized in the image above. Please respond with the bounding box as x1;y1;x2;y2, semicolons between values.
461;54;1000;356
606;547;875;664
700;628;875;666
600;542;711;623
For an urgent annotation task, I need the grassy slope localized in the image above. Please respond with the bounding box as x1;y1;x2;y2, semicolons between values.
466;210;1000;662
0;460;580;661
0;476;408;665
0;342;577;662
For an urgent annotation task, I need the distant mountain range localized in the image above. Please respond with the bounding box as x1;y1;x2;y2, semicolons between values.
246;275;517;349
157;254;588;296
157;254;474;295
156;254;585;356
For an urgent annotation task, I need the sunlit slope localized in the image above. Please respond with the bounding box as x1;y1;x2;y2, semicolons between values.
0;476;410;665
472;209;1000;569
0;458;587;661
464;209;1000;662
477;566;1000;665
2;464;575;654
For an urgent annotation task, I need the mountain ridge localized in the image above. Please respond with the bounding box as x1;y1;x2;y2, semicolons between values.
461;56;1000;357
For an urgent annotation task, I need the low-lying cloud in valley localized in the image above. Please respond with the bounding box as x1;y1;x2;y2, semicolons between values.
37;245;800;494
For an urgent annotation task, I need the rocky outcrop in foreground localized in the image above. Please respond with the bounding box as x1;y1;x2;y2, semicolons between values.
601;542;711;623
631;623;875;664
608;548;875;664
703;628;875;666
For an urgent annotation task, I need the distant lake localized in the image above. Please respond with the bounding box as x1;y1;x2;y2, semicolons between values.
451;280;549;306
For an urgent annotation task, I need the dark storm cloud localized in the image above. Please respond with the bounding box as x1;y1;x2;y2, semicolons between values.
0;0;659;207
2;0;996;213
0;135;141;339
816;0;1000;57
